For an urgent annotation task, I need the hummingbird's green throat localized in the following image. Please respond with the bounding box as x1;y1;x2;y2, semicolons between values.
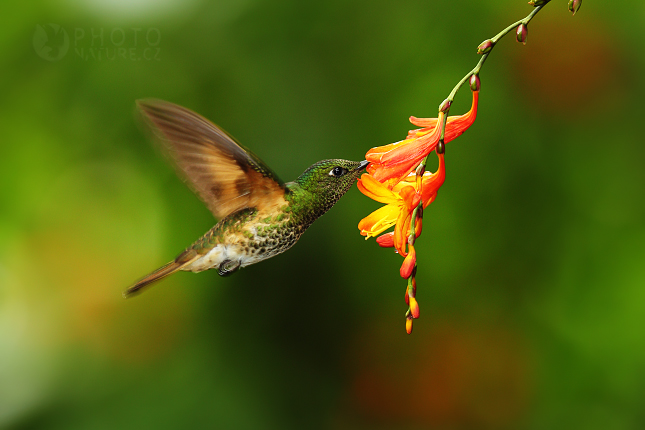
124;99;368;298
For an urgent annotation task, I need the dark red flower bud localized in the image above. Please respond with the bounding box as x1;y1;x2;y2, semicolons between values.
438;98;452;113
568;0;581;15
476;39;494;55
516;23;528;45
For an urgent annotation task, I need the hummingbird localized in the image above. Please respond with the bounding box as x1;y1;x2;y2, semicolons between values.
124;99;368;298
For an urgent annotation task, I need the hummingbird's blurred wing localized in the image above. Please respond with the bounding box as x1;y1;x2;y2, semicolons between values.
137;99;286;219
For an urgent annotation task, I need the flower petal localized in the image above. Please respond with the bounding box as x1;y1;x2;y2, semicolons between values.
358;204;400;238
365;138;415;163
367;90;477;184
370;113;445;183
443;91;478;143
357;174;399;204
420;152;445;205
393;206;413;256
409;116;440;128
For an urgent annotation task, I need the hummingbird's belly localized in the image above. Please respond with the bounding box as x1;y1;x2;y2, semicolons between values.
183;228;302;273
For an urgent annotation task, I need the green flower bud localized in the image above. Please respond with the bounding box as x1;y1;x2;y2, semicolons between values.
528;0;550;6
436;141;445;154
469;74;481;92
516;23;528;45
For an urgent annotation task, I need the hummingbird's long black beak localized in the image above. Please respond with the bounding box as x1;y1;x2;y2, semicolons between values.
356;160;369;171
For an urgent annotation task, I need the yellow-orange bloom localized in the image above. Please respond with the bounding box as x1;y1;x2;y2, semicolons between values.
357;151;445;255
365;90;478;184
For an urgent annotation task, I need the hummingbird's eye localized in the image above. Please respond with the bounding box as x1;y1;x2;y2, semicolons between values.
329;166;347;177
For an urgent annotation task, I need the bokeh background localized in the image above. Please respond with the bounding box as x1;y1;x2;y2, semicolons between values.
2;1;645;429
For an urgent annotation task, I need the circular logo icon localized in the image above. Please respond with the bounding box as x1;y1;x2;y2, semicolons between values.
33;24;69;61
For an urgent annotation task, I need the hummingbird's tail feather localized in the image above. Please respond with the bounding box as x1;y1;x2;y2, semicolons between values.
123;250;198;298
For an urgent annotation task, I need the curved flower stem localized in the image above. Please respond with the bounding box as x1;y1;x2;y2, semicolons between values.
446;5;545;105
408;3;549;246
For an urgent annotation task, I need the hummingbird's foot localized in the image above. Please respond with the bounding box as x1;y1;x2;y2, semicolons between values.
218;259;241;276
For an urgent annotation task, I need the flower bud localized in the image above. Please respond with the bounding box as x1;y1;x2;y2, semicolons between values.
376;232;395;248
415;166;424;191
476;39;494;55
436;140;445;154
405;315;413;334
469;74;481;92
568;0;581;15
409;296;420;319
516;23;528;45
438;98;452;113
528;0;549;6
399;245;416;279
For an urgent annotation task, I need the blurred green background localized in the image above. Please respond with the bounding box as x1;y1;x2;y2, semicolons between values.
2;0;645;429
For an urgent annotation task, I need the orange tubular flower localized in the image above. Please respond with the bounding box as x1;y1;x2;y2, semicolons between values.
357;151;445;256
366;90;478;184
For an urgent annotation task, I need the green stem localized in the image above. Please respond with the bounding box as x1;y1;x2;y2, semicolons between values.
443;5;545;134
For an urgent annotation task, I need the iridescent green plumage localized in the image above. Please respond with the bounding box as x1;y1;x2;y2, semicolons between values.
124;100;367;297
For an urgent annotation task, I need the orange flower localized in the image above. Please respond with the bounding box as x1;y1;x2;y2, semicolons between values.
366;90;478;184
357;176;419;256
357;151;445;255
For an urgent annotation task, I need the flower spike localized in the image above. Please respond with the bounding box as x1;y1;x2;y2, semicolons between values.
356;0;557;333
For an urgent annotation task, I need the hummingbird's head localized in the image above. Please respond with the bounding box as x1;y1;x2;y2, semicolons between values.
296;159;369;208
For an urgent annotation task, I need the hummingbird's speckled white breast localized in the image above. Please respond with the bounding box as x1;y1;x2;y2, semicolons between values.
182;214;303;273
